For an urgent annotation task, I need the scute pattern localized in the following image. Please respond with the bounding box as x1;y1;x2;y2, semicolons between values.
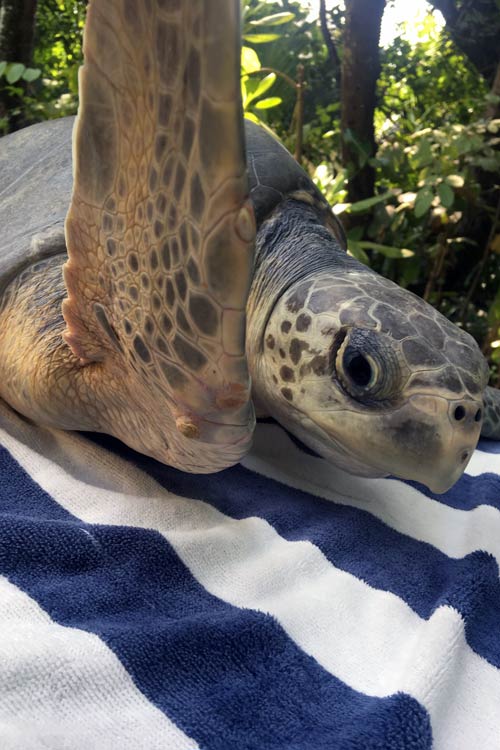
265;269;489;407
63;0;255;471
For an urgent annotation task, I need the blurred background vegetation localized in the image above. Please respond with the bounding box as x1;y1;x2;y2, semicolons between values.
1;0;500;376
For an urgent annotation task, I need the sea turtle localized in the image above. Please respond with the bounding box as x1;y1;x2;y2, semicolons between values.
0;0;498;494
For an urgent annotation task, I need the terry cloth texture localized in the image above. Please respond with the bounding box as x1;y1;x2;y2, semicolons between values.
0;398;500;750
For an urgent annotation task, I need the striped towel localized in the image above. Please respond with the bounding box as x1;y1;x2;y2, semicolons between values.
1;398;499;750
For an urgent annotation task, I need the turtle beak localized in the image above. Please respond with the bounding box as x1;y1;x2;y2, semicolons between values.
392;394;483;494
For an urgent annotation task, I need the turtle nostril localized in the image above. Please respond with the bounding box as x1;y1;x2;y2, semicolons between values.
454;405;466;421
461;451;470;463
475;408;482;422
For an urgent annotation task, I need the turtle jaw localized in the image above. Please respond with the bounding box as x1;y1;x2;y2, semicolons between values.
294;391;483;493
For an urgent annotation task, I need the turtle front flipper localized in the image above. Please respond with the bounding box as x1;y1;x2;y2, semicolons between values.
63;0;256;470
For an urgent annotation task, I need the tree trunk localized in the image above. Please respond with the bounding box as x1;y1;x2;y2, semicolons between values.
429;0;500;87
340;0;385;205
0;0;38;131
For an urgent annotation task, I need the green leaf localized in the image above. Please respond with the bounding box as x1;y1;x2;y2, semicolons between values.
243;33;280;43
358;241;414;258
244;112;260;124
241;46;261;74
6;63;25;84
414;187;434;218
254;96;282;110
348;192;391;213
249;12;295;26
22;67;41;82
348;241;370;265
0;61;6;78
437;182;454;208
249;72;276;101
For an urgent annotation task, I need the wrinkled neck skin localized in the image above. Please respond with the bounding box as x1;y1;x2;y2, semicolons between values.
247;199;487;492
247;199;359;358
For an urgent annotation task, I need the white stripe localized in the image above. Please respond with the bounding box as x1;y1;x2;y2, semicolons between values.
243;424;500;564
467;448;500;477
0;576;197;750
1;403;499;750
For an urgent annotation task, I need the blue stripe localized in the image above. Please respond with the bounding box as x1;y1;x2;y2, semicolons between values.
0;445;432;750
89;434;500;672
478;439;500;454
406;470;500;512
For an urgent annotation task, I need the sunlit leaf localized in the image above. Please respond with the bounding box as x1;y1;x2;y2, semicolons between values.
248;73;276;102
241;46;261;74
249;12;295;26
358;241;414;258
348;192;392;213
243;33;280;43
6;63;25;84
254;96;282;109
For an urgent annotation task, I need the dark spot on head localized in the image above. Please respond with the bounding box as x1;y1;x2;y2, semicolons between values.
146;201;154;222
141;273;150;290
152;292;161;312
290;338;309;365
94;303;122;352
281;321;292;334
144;315;154;337
133;335;151;363
129;285;139;302
310;355;327;376
279;348;286;359
296;313;311;332
154;220;163;239
280;366;295;382
106;238;116;256
286;281;310;313
281;387;294;402
124;319;133;336
272;374;278;384
266;334;275;350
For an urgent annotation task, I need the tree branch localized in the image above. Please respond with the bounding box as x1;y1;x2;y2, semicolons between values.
319;0;341;88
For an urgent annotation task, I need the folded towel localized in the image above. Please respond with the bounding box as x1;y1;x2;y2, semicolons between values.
0;398;499;750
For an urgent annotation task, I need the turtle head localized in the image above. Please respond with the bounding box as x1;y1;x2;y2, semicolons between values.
252;267;489;493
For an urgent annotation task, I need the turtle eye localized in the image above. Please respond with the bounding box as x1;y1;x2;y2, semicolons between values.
343;348;374;389
334;329;394;401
